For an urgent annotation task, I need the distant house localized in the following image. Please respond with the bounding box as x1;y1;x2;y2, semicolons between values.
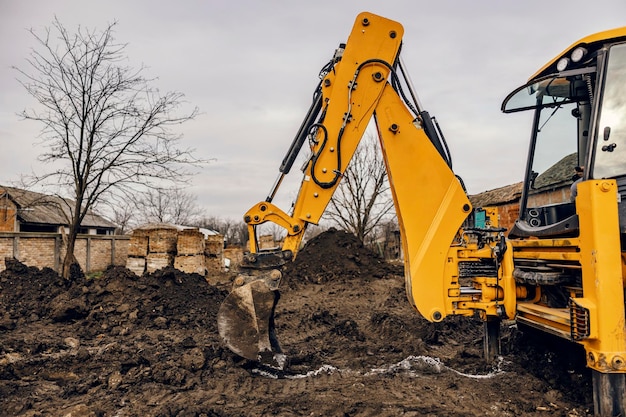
527;152;578;207
469;182;524;231
0;185;117;235
468;153;578;232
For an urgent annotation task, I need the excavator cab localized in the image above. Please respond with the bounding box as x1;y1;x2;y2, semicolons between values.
503;36;626;239
502;31;626;415
503;71;589;238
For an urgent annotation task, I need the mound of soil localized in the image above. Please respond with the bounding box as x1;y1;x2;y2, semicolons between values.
0;229;593;416
283;228;401;285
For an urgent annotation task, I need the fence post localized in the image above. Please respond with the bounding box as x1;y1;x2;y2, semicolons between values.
111;237;116;266
86;236;91;273
54;234;61;272
13;235;19;260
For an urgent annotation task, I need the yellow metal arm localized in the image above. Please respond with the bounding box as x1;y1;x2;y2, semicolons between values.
244;201;306;255
373;82;516;322
243;12;515;322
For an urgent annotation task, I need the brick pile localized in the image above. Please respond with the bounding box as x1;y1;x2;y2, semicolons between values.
146;227;177;273
126;229;149;276
205;235;224;272
174;228;206;275
125;225;224;278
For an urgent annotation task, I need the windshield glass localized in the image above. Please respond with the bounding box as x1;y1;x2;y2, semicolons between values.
527;102;578;207
594;42;626;178
502;68;596;212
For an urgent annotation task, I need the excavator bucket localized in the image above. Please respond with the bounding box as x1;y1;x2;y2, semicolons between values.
217;271;286;369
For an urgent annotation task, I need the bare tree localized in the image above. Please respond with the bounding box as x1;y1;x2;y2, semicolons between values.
14;18;200;277
107;196;135;235
136;187;202;226
368;218;400;259
323;132;395;242
303;223;329;242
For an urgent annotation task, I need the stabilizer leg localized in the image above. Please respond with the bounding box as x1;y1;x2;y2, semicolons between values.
483;318;501;362
592;370;626;416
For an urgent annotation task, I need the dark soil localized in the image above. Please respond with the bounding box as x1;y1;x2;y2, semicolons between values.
0;228;593;416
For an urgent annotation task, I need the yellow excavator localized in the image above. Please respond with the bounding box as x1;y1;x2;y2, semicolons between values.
217;12;626;416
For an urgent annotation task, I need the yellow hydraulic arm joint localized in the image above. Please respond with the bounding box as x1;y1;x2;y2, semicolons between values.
244;201;306;255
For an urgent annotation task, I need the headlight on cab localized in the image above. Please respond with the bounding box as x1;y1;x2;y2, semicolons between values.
571;46;587;63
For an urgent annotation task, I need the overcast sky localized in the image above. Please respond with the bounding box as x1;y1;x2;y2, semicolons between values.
1;1;626;221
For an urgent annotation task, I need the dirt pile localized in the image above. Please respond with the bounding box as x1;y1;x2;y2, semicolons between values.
283;227;401;285
0;229;593;416
1;259;225;335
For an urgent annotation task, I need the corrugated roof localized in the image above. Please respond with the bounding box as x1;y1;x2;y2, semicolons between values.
468;153;578;207
0;185;116;229
469;182;523;207
532;152;577;191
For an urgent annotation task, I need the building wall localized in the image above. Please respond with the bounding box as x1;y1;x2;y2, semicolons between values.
498;203;521;233
0;198;17;232
528;187;571;207
490;186;570;234
0;232;129;273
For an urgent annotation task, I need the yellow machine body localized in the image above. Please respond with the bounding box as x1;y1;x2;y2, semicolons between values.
220;12;626;415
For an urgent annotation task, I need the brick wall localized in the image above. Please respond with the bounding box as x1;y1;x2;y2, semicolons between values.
17;235;58;269
487;186;568;235
497;203;521;233
0;232;129;273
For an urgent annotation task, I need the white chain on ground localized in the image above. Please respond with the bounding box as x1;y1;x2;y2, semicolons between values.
252;355;508;380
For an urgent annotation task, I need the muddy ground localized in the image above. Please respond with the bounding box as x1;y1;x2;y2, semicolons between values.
0;228;594;416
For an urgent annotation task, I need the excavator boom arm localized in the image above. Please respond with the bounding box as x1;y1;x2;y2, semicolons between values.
219;11;515;367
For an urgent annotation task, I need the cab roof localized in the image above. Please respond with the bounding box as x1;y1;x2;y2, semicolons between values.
529;26;626;82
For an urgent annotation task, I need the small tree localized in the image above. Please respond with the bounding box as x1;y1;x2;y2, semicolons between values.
323;133;395;242
368;218;401;259
15;18;200;277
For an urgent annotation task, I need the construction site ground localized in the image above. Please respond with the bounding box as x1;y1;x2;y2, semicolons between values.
0;228;594;416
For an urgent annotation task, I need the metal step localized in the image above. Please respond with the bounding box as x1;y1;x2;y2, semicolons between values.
516;302;571;339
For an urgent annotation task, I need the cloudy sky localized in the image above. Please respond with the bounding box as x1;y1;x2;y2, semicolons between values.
1;1;625;221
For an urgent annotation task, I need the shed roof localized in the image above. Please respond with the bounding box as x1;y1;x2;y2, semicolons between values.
133;223;220;238
469;182;523;207
532;152;578;191
468;153;578;207
0;185;116;229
